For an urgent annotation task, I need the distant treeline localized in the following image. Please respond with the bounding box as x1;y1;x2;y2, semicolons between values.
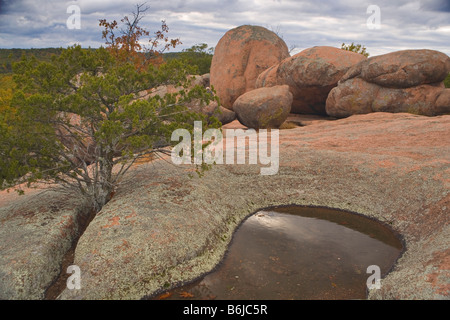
0;48;65;74
0;46;213;75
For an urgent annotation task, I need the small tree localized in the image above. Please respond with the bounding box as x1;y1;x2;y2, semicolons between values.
1;8;219;212
341;42;370;57
99;2;181;70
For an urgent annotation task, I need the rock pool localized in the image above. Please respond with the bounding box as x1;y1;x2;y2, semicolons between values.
154;206;403;300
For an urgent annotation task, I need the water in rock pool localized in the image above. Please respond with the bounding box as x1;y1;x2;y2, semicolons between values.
153;206;403;300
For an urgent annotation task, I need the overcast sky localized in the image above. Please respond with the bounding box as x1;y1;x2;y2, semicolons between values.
0;0;449;57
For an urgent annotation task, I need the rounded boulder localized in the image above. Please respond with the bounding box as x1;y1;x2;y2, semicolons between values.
232;85;293;129
326;78;450;118
210;25;290;110
340;49;450;88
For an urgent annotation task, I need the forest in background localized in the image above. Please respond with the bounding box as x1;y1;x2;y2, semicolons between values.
0;46;213;75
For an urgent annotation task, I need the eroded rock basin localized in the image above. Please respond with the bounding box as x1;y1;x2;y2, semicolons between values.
2;113;448;300
154;206;403;300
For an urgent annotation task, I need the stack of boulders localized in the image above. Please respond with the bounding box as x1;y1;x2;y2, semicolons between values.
255;46;367;115
326;50;450;118
210;25;291;110
209;25;291;129
209;25;291;128
209;25;450;129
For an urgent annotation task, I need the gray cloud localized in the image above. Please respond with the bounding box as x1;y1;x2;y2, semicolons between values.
0;0;449;57
421;0;450;12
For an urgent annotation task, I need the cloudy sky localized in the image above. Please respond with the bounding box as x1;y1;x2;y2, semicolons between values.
0;0;449;57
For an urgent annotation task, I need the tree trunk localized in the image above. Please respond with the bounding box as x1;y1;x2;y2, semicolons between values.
91;151;115;213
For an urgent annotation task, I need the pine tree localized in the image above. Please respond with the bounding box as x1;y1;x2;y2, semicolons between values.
1;6;220;212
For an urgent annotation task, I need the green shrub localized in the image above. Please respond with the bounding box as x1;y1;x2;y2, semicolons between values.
445;73;450;88
341;42;369;57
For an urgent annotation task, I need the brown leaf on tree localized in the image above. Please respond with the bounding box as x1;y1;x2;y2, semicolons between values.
99;3;181;71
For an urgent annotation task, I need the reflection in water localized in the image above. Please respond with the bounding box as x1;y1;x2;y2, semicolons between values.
153;206;403;300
